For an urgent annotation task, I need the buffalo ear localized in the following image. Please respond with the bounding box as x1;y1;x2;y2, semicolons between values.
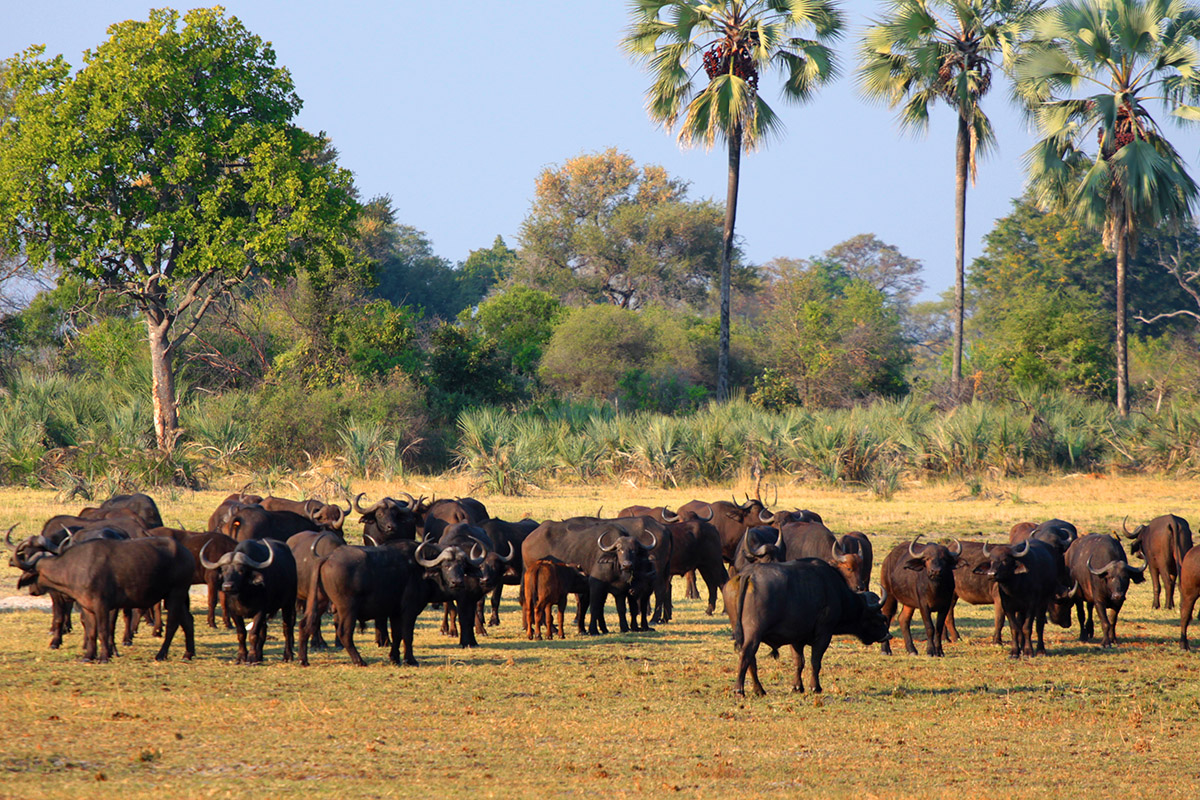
1013;562;1029;574
904;558;925;572
1126;567;1146;584
250;572;266;586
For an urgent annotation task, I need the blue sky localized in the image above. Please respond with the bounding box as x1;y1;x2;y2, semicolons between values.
7;1;1180;302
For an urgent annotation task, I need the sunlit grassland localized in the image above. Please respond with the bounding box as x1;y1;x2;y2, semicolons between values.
2;475;1200;798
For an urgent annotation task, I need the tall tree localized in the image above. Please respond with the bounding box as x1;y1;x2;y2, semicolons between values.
0;8;356;450
624;0;845;399
1014;0;1200;414
859;0;1042;391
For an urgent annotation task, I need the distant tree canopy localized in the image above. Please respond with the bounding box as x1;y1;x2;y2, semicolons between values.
515;148;732;309
968;194;1199;396
752;258;911;407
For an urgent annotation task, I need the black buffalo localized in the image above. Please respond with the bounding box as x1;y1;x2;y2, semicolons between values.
879;535;960;656
1122;514;1193;609
1061;534;1144;647
201;538;298;664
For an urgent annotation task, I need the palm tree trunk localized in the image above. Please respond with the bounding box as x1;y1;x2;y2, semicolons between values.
952;113;969;393
1115;217;1129;416
718;123;742;401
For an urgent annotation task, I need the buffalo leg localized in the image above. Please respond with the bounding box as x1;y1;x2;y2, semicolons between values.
1165;569;1177;610
206;578;219;628
398;605;420;667
556;597;567;639
151;603;163;637
944;598;960;643
1034;610;1046;655
251;614;268;663
122;608;136;647
338;614;366;667
735;639;765;697
914;602;938;657
1150;566;1163;610
684;569;700;600
1076;600;1090;641
456;597;479;648
586;583;607;635
233;616;249;664
898;604;918;655
879;590;898;655
220;590;233;628
700;563;724;616
281;604;295;662
809;632;833;694
933;608;948;657
80;608;99;663
574;593;586;634
49;592;71;649
387;615;403;664
474;599;488;637
155;590;192;661
1181;589;1198;650
791;645;806;693
992;599;1004;645
615;593;631;633
488;586;503;627
1005;610;1022;658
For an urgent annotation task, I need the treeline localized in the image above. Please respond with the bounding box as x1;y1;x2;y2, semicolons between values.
4;148;1200;492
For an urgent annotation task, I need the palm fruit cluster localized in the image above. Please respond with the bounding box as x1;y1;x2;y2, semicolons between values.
935;51;990;103
1093;99;1143;154
702;38;758;89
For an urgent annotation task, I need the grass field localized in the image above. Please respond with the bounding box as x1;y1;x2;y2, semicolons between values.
3;474;1200;799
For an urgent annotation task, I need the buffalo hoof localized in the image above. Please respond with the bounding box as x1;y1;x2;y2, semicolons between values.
299;658;309;667
154;653;167;662
182;652;193;661
642;625;656;633
49;642;61;650
403;658;418;667
488;618;500;627
705;606;715;616
733;689;745;697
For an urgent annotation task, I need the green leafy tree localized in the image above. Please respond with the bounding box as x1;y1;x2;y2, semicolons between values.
624;0;845;399
515;148;727;309
1014;0;1200;414
755;258;911;406
460;236;518;303
859;0;1043;389
820;233;925;307
466;286;563;375
0;8;357;450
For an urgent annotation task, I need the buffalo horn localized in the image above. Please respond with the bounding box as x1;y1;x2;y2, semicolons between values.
55;532;74;554
832;538;845;560
862;591;882;610
661;507;680;523
696;505;713;521
640;529;657;550
364;533;378;546
468;540;486;566
304;499;322;518
398;492;417;508
597;529;619;552
310;532;340;556
353;492;376;515
1012;538;1031;558
1121;516;1134;538
415;542;452;568
499;540;515;563
981;542;993;559
237;541;275;570
199;540;232;570
4;524;16;546
1088;557;1117;576
908;534;926;559
1126;563;1146;578
1056;581;1078;599
758;508;776;524
947;538;962;558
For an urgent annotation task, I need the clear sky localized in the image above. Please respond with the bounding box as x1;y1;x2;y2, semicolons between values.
8;1;1190;302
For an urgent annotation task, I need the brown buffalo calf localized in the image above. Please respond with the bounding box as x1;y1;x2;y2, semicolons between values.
522;558;586;640
1179;546;1200;650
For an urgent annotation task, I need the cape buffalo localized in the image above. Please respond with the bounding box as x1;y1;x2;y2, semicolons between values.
1123;514;1193;609
1178;545;1200;650
201;538;298;664
879;535;961;657
1064;534;1144;647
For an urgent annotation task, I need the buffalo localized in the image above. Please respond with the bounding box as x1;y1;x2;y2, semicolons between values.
1178;545;1200;650
1122;514;1193;609
522;557;588;640
201;538;298;664
725;558;889;695
879;535;961;657
1062;534;1144;647
973;539;1064;658
354;493;420;544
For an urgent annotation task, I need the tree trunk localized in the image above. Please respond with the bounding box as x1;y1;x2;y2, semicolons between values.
147;312;179;452
951;113;969;392
718;124;742;401
1115;218;1129;416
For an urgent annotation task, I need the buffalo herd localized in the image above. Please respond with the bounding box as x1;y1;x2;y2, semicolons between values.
7;491;1200;696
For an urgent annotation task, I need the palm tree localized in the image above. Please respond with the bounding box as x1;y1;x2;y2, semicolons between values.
623;0;845;399
859;0;1043;393
1014;0;1200;415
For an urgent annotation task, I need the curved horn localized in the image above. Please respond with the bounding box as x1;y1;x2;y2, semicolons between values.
55;532;74;554
199;540;232;571
398;491;417;508
499;539;515;563
363;533;378;546
4;524;17;546
1012;538;1031;558
353;492;376;515
908;534;926;559
1088;557;1117;576
415;542;453;568
981;542;993;559
661;507;680;523
468;541;486;566
310;532;339;557
236;541;275;570
641;529;657;550
1056;581;1078;599
947;538;962;558
327;504;345;530
758;508;776;524
1121;516;1134;538
751;534;770;557
1126;563;1146;578
304;499;322;518
832;540;847;562
597;529;619;552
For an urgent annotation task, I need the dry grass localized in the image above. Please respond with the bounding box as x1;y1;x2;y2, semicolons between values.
3;475;1200;799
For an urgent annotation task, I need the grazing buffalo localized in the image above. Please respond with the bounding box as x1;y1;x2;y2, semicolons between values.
946;541;1003;645
725;558;889;695
1178;546;1200;650
778;521;864;591
1063;534;1144;647
480;517;540;626
287;530;346;648
522;518;656;636
201;539;297;664
14;536;194;663
974;539;1064;658
522;557;588;640
354;493;420;544
1123;514;1193;609
732;526;785;574
654;519;727;621
879;535;961;657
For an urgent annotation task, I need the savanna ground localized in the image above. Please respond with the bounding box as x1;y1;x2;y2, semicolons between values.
2;473;1200;799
